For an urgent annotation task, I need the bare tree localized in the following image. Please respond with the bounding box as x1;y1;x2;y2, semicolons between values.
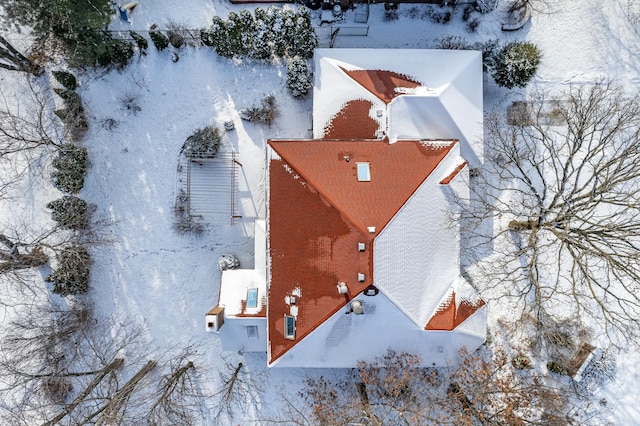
0;300;147;425
460;81;640;347
0;35;43;75
279;348;582;426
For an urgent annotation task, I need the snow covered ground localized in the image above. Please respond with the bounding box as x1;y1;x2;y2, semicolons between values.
2;0;640;423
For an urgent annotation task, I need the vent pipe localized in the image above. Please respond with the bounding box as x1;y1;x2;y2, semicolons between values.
351;300;364;315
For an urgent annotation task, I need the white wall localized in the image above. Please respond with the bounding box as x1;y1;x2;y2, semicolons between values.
219;317;267;353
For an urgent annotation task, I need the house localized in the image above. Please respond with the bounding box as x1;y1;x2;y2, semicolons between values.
207;48;487;368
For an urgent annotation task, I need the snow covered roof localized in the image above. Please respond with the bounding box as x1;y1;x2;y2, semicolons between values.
263;48;486;367
314;48;483;166
218;220;267;317
267;140;460;364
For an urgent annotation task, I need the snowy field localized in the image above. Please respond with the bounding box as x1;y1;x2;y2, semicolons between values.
2;0;640;423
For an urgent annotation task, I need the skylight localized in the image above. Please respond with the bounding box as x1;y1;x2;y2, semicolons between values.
284;315;296;340
247;288;258;308
357;162;371;181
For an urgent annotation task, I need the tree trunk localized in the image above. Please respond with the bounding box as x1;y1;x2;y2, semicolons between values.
0;35;43;76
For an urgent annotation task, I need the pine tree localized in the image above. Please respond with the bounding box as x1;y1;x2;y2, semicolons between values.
292;8;317;59
490;42;541;89
252;8;272;60
287;57;311;97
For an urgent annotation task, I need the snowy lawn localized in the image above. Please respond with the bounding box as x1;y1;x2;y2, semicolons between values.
2;0;640;423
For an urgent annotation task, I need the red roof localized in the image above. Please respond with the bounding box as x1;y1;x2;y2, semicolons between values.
340;68;422;103
322;99;379;139
425;292;486;331
267;139;456;364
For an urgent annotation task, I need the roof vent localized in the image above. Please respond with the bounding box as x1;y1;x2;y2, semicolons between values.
376;109;383;117
358;273;365;282
376;130;385;140
358;242;366;252
351;300;364;315
337;282;348;294
344;155;350;162
367;226;376;234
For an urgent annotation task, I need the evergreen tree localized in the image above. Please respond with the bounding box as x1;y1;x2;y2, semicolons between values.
51;144;88;194
182;126;222;158
491;42;541;89
292;7;317;59
287;57;311;97
46;195;89;230
208;16;233;58
0;0;113;66
252;8;272;60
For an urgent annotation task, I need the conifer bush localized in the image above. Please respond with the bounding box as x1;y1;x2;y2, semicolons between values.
130;31;149;53
47;196;89;230
203;7;316;59
149;26;170;50
490;41;541;89
286;57;311;97
47;246;90;296
52;71;78;91
182;126;222;158
52;145;88;194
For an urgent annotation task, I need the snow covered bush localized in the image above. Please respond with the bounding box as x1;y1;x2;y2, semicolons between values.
54;90;88;141
51;144;88;194
240;95;279;126
52;71;77;91
182;126;222;158
149;26;170;51
202;7;316;60
511;354;532;369
474;0;498;13
46;246;90;296
96;38;134;68
130;31;149;53
46;195;89;230
173;189;205;235
490;41;541;89
286;57;311;97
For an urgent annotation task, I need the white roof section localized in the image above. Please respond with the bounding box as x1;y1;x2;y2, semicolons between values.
373;144;464;327
218;219;267;317
271;290;485;368
313;48;483;166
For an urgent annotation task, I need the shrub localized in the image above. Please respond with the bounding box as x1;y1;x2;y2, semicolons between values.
149;26;170;50
203;7;316;59
182;126;222;158
547;361;564;374
173;189;205;235
130;31;149;53
46;196;89;230
474;0;498;13
53;88;77;102
96;39;134;67
384;10;399;21
490;41;541;89
471;38;500;70
52;145;88;194
52;71;77;90
511;354;532;369
46;246;90;296
240;95;279;126
286;57;311;97
167;30;185;48
54;90;88;141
